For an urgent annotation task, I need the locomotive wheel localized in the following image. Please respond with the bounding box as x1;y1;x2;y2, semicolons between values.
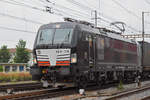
97;81;102;88
101;77;106;86
79;75;87;89
97;77;102;87
74;75;80;87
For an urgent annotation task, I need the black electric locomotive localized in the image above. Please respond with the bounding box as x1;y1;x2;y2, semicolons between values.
30;18;142;88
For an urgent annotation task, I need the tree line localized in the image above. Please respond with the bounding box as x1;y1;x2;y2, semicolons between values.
0;39;30;63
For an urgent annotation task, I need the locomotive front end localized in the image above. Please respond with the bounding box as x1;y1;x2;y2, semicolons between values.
30;22;78;87
36;49;73;87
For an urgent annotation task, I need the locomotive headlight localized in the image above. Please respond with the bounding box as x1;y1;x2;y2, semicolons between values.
71;53;77;63
33;56;37;64
33;58;37;64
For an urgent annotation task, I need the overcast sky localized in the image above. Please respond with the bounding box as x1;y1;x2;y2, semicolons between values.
0;0;150;49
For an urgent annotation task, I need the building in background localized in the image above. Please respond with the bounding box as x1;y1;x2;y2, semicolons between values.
0;63;28;73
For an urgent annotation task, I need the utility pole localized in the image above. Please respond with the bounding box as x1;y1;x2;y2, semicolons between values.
91;10;99;27
99;0;100;10
141;12;150;67
141;12;144;66
142;12;144;67
98;0;101;25
142;12;145;43
95;10;97;27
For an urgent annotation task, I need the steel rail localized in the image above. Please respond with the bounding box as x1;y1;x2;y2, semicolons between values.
0;87;75;100
105;85;150;100
0;82;42;92
141;96;150;100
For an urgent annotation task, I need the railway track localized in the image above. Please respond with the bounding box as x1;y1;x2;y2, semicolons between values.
141;96;150;100
0;87;75;100
0;82;42;93
1;79;150;100
71;80;150;100
105;84;150;100
0;82;119;100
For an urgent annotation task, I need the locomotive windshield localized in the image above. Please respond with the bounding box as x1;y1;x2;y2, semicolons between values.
53;29;73;44
37;28;73;45
37;29;54;44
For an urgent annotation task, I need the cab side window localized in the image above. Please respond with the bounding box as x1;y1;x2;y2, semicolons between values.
82;32;90;41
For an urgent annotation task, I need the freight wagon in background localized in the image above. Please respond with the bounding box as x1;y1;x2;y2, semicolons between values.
139;41;150;78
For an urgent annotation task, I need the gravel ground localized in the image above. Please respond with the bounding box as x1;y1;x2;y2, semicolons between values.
43;80;150;100
0;81;39;96
0;89;40;96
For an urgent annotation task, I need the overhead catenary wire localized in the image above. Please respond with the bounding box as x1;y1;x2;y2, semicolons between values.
145;0;150;4
0;39;33;43
33;0;92;21
24;0;46;8
66;0;92;11
8;0;130;31
0;26;36;34
66;0;114;21
112;0;150;25
0;0;91;33
0;12;43;24
0;40;19;43
66;0;140;33
1;0;143;34
65;0;141;33
0;0;63;19
40;0;91;18
0;39;34;49
4;0;89;20
24;0;150;32
66;1;118;22
0;0;45;12
0;0;90;48
65;0;118;25
0;0;146;49
111;0;140;19
16;0;90;18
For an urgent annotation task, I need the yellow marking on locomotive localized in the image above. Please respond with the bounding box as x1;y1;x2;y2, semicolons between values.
42;70;47;74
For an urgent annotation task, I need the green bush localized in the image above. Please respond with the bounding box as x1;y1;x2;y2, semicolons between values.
0;66;3;72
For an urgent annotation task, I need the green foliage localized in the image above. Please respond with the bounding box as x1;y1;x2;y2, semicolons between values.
0;45;11;63
0;66;3;72
14;40;30;63
117;80;124;90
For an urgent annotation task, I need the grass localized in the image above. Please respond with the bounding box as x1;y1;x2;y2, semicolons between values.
0;72;32;82
117;80;124;90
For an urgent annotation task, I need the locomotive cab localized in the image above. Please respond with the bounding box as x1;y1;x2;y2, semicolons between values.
30;22;80;87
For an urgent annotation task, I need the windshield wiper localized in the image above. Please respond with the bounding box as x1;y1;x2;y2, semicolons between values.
39;32;44;41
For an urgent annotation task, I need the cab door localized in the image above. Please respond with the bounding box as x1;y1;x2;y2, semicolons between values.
88;35;96;69
77;33;96;71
